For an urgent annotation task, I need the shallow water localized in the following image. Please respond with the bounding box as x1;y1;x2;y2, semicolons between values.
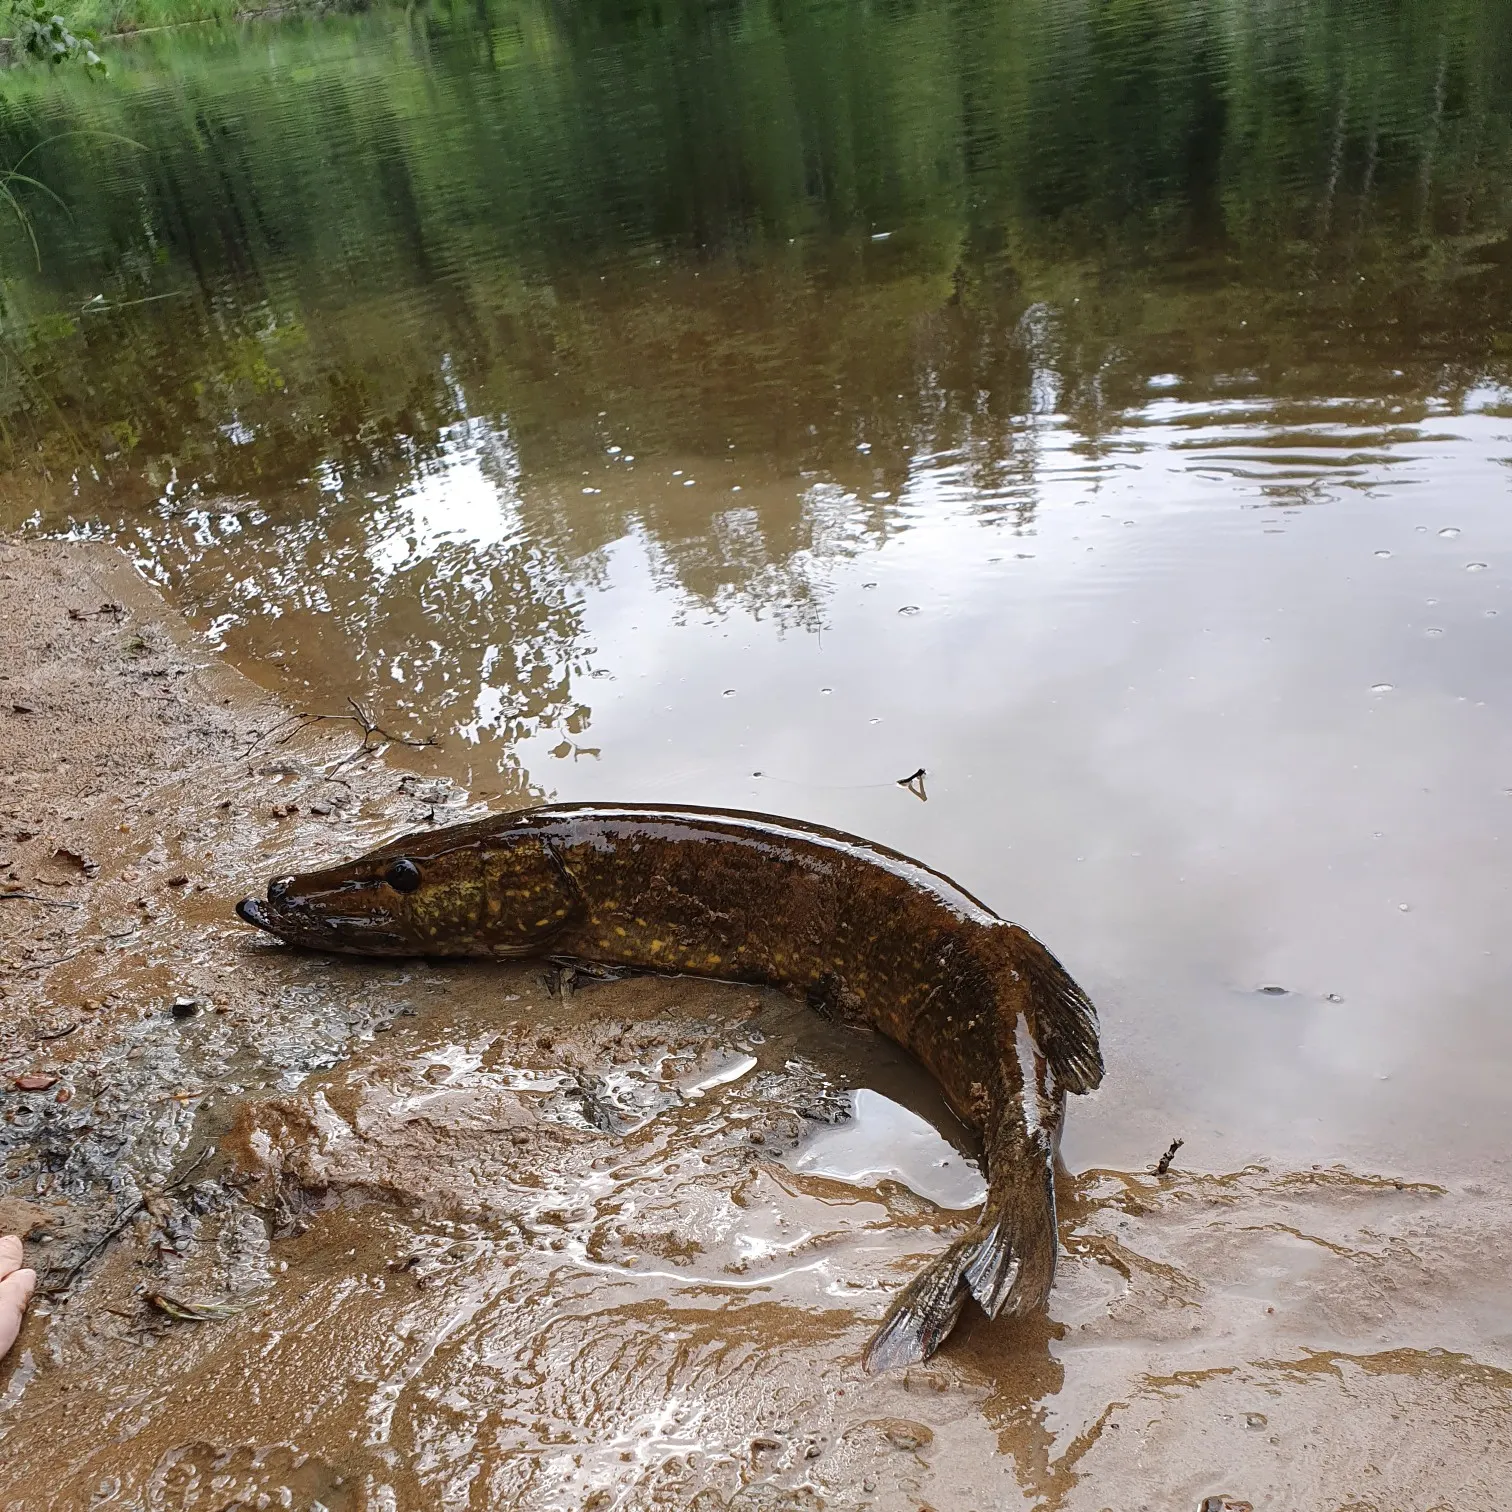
2;0;1512;1503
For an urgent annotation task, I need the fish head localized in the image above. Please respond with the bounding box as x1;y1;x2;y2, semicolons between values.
236;819;579;957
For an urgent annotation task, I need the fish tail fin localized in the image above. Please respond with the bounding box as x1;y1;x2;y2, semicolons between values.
964;1136;1058;1318
862;1144;1057;1373
861;1229;977;1374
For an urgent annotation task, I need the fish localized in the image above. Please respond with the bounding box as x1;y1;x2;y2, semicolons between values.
236;802;1103;1370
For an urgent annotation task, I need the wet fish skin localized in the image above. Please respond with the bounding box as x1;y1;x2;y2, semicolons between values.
236;802;1103;1369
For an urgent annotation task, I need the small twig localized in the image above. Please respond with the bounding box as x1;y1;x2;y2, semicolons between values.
248;699;439;768
1154;1137;1184;1177
46;1144;216;1295
18;923;137;971
339;697;440;752
19;946;86;971
0;892;80;909
239;713;309;761
896;767;928;802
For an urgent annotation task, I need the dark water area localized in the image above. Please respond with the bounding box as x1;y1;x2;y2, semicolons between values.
3;0;1512;1179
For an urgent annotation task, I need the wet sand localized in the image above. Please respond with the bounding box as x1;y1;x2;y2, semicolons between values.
2;537;1510;1510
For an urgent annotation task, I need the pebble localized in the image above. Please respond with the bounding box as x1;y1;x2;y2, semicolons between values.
171;997;200;1018
883;1421;933;1452
14;1073;57;1091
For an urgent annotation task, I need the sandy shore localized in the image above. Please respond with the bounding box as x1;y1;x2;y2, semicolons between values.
0;538;1508;1510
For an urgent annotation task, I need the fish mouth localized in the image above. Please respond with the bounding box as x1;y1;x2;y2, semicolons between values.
234;890;407;953
236;897;274;932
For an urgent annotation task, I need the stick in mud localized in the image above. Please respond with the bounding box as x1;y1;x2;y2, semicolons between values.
0;892;81;909
1155;1137;1184;1176
46;1144;217;1296
243;696;440;778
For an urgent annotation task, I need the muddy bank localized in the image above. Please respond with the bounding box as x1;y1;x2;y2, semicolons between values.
1;539;1509;1510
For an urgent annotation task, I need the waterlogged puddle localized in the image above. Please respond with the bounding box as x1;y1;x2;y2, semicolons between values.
788;1088;988;1212
677;1050;760;1099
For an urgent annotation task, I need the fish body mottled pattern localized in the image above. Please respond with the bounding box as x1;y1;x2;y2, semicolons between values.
509;805;1018;1131
238;801;1104;1369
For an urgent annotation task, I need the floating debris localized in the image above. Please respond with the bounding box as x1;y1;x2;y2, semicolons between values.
896;768;928;802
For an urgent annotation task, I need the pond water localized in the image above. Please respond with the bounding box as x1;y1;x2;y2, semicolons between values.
3;0;1510;1179
2;2;1512;1500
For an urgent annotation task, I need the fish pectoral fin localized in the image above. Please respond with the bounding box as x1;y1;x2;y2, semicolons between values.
542;956;644;999
1007;925;1104;1095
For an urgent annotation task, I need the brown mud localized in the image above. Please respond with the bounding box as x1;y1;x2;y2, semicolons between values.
1;538;1509;1509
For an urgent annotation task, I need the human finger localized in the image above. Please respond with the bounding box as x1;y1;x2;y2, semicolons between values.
0;1266;36;1359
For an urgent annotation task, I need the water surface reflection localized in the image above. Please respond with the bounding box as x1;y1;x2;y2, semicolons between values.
1;0;1511;1503
0;0;1505;1178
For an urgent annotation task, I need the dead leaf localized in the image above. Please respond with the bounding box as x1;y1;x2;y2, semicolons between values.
145;1292;250;1322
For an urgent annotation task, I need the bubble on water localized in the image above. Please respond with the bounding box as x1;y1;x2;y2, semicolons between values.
672;469;683;477
898;605;921;616
1488;609;1500;617
819;687;833;695
1415;525;1428;533
871;491;891;500
1325;993;1345;1003
683;478;695;487
1257;985;1289;997
862;582;878;590
1439;527;1461;538
869;717;882;725
1370;683;1395;693
1374;549;1392;558
1425;627;1444;637
1466;561;1489;571
606;445;622;455
1398;902;1411;912
722;689;736;697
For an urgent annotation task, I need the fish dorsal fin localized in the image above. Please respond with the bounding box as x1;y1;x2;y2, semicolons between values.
1004;925;1104;1096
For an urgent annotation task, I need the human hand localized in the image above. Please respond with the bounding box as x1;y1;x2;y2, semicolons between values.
0;1235;36;1360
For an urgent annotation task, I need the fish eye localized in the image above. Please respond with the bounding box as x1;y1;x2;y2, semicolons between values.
385;858;422;894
